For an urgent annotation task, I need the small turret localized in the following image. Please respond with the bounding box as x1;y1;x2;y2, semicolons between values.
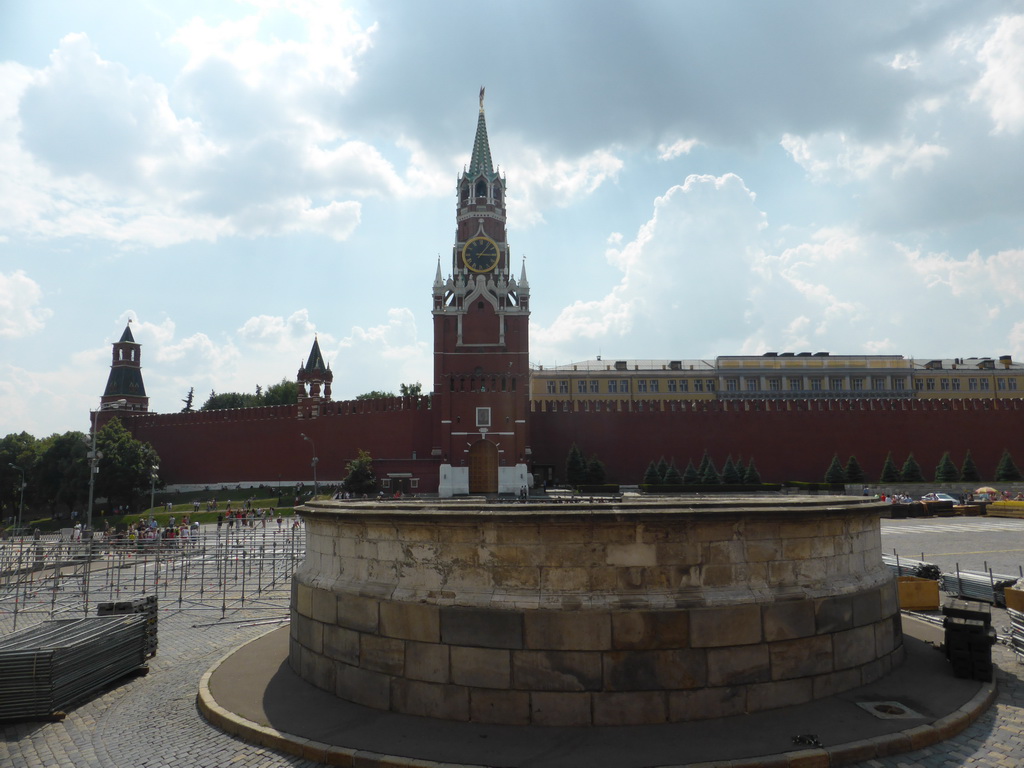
297;336;333;416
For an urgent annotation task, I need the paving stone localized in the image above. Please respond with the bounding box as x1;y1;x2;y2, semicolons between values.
5;528;1024;768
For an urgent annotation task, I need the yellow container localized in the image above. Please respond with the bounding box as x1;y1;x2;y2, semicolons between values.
1005;587;1024;613
897;576;940;611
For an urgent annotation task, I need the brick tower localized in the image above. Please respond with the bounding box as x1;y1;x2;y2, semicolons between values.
432;89;531;496
297;336;332;418
100;321;150;417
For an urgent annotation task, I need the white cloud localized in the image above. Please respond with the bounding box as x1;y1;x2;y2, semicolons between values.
0;270;52;337
534;173;767;358
330;307;431;396
907;247;1024;304
507;145;624;226
972;15;1024;134
238;310;318;349
780;132;949;183
657;138;700;161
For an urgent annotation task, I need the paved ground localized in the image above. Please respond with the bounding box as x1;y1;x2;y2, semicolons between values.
1;517;1024;767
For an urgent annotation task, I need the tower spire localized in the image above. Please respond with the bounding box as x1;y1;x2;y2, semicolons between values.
468;87;494;179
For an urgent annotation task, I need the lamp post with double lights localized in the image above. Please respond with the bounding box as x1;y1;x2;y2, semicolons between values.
87;399;126;531
149;464;160;515
8;463;25;533
300;433;318;497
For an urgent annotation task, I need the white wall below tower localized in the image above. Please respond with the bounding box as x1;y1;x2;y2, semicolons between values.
438;464;528;497
438;464;467;498
498;464;530;495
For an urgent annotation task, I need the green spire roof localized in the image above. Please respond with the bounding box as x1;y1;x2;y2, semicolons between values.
467;91;497;180
119;323;137;344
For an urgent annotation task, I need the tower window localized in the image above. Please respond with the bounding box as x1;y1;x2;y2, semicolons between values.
476;180;487;197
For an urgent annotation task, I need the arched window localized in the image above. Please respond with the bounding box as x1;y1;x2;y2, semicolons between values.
475;179;487;198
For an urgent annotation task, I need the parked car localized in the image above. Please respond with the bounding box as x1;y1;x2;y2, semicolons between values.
921;492;958;503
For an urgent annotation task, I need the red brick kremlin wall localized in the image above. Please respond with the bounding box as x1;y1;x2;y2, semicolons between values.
117;395;1024;488
120;396;437;488
529;397;1024;485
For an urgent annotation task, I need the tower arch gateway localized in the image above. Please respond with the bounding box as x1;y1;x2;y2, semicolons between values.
467;439;499;493
433;90;531;496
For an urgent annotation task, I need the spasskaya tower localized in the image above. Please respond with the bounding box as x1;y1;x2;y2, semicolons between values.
432;89;531;496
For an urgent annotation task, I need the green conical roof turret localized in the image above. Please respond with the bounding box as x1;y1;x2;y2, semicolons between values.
467;86;497;180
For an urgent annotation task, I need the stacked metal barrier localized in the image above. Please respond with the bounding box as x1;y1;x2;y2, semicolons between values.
0;615;148;720
97;595;158;657
883;553;1018;607
1008;607;1024;662
941;570;1018;607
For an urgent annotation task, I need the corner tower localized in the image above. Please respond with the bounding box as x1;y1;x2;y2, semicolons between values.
100;322;150;413
297;336;332;418
432;89;531;496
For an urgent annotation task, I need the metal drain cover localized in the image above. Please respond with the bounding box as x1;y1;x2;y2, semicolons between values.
857;701;924;719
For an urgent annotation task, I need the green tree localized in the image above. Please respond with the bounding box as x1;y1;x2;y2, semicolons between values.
879;452;901;483
663;463;684;485
34;431;90;515
844;456;866;483
642;461;661;485
565;443;587;486
743;458;761;484
682;460;700;484
700;457;722;484
824;454;847;484
960;450;981;483
2;432;43;523
93;418;161;511
355;390;396;400
995;449;1023;482
342;449;377;495
696;450;711;479
263;379;299;406
655;456;669;483
181;387;195;412
900;453;924;483
399;382;423;396
584;455;607;485
201;391;257;410
722;455;743;484
934;451;960;483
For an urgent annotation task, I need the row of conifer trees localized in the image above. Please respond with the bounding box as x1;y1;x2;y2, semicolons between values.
824;449;1023;484
641;452;761;486
565;443;1023;488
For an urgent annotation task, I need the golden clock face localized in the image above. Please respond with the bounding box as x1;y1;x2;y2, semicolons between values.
462;236;500;273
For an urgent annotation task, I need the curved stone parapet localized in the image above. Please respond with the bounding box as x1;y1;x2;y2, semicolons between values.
290;496;902;725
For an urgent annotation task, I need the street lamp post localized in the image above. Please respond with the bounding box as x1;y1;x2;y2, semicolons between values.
149;464;160;515
8;464;25;533
300;433;319;497
87;399;127;531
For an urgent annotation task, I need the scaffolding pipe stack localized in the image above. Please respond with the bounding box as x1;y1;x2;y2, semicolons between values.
0;615;148;720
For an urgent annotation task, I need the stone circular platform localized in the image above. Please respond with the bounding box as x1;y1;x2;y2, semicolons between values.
290;496;902;725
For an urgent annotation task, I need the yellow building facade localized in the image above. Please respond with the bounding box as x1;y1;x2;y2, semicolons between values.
530;353;1023;405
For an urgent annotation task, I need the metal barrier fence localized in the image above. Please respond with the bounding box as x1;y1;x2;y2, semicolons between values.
883;553;1021;607
0;615;150;720
0;524;305;631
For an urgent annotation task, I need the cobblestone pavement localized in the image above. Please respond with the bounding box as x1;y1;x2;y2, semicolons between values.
3;556;1024;766
860;634;1024;768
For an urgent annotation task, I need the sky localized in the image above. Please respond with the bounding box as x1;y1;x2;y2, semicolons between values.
2;0;1024;438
